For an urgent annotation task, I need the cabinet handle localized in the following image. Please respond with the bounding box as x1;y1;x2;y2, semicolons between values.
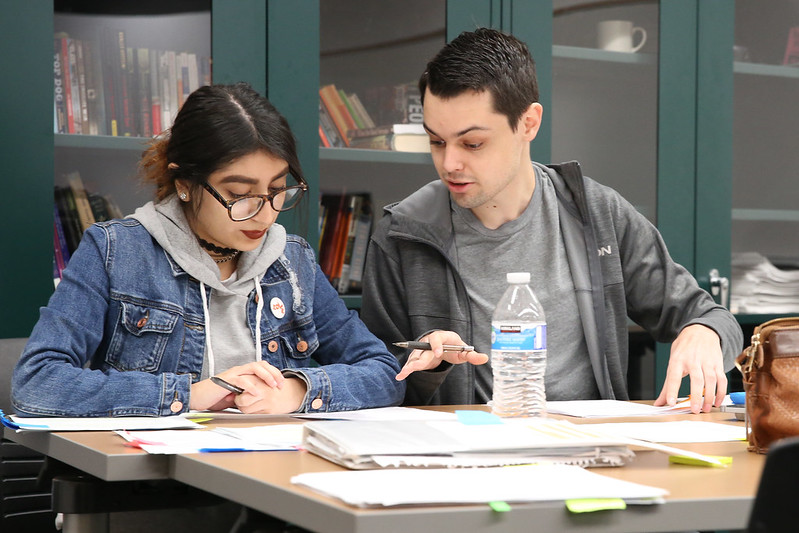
709;269;730;309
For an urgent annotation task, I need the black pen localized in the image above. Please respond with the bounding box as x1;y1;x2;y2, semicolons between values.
210;376;245;394
393;341;475;352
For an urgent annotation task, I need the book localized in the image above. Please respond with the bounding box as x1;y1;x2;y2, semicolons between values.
318;193;344;277
301;418;635;470
344;196;372;293
336;194;363;293
346;93;376;129
66;171;96;232
149;49;162;135
318;100;345;147
784;26;799;65
53;204;70;279
319;84;354;146
82;39;105;135
350;123;430;152
75;39;90;134
54;186;82;254
53;37;68;134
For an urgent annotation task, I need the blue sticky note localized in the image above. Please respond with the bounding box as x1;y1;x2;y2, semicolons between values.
455;410;504;425
730;392;745;405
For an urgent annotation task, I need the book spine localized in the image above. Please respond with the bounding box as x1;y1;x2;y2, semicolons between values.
75;40;90;134
117;30;132;136
82;39;104;136
348;93;376;129
60;37;75;134
67;38;82;134
53;37;68;134
137;48;152;138
150;49;162;135
339;89;364;129
67;172;96;232
99;26;118;136
319;101;345;147
319;85;351;146
347;195;372;291
53;205;67;278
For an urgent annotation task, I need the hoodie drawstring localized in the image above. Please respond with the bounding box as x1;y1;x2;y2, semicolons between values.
254;279;264;362
201;279;265;378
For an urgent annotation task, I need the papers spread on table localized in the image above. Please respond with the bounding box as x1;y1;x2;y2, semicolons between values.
302;417;636;469
117;424;305;454
3;414;203;432
585;421;746;443
546;399;693;418
296;406;458;421
184;406;457;422
291;463;668;508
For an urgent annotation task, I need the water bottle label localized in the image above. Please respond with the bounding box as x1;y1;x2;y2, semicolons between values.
491;323;546;351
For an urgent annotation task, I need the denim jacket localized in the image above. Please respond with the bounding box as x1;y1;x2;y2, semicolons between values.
12;218;404;417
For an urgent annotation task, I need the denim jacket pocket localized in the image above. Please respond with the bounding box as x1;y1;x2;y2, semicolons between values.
106;301;179;372
264;320;319;369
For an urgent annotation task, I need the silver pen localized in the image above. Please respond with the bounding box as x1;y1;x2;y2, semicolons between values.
393;341;475;352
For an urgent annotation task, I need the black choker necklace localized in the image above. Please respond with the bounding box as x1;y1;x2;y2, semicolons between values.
197;237;239;256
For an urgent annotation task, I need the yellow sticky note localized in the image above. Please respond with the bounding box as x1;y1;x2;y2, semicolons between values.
669;454;732;468
566;498;627;513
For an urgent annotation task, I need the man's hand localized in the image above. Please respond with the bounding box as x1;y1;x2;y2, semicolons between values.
395;330;488;381
654;324;727;414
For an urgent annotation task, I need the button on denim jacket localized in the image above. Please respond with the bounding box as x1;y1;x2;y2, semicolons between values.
12;219;404;417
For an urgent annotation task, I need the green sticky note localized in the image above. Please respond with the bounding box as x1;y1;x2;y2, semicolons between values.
489;501;511;512
669;454;732;468
566;498;627;513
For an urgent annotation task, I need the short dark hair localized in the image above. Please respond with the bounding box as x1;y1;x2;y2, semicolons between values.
419;28;539;131
140;82;305;201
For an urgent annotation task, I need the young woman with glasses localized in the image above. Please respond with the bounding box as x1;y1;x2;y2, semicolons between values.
12;83;405;417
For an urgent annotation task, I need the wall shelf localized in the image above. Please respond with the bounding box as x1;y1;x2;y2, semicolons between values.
734;61;799;78
320;147;431;165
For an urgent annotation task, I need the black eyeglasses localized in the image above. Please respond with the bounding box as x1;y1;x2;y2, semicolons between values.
201;180;307;221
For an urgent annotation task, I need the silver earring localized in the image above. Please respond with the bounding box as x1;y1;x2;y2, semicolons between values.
179;192;188;201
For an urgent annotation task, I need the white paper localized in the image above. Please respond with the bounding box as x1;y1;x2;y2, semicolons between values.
585;421;746;443
296;406;458;421
117;424;304;454
291;464;668;508
546;399;692;418
8;415;203;432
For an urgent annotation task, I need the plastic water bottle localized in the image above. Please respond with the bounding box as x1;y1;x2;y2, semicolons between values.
491;272;547;417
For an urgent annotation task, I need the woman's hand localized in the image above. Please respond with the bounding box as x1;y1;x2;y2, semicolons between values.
189;360;286;412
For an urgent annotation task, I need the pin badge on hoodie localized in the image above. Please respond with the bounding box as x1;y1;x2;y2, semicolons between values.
270;297;286;319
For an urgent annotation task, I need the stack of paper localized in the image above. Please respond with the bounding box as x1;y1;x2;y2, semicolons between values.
731;252;799;313
302;418;635;469
291;463;668;508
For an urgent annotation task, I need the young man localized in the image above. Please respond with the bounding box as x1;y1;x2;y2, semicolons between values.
360;28;742;414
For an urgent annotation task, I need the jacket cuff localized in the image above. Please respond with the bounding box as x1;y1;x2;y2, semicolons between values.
283;369;328;412
161;373;192;416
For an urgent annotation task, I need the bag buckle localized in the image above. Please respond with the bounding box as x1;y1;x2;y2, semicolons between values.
737;332;760;376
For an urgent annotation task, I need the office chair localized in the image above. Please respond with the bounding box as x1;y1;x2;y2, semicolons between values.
0;337;58;532
747;435;799;533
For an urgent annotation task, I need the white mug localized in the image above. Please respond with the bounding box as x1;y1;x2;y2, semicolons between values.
597;20;647;53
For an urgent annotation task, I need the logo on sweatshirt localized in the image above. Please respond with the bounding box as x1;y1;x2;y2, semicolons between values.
598;245;613;257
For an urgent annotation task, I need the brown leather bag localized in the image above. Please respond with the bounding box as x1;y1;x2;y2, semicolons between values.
736;317;799;453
